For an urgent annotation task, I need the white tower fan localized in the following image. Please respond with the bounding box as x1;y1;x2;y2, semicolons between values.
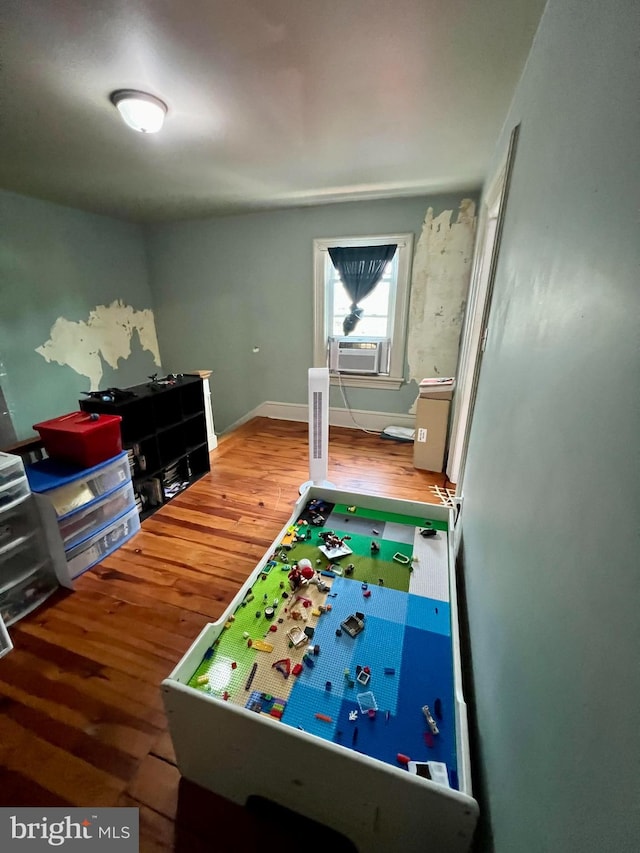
299;367;335;493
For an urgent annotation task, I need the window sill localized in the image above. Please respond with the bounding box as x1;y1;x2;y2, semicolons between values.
329;373;405;390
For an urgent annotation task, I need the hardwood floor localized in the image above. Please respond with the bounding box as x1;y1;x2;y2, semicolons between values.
0;418;451;851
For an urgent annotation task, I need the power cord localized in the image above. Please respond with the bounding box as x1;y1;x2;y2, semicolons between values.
334;370;380;435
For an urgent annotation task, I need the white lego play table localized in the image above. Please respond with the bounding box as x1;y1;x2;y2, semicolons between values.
162;486;478;852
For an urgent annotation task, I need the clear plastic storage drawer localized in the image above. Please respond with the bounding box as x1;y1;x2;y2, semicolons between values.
0;532;48;589
0;452;26;488
66;506;140;579
59;480;136;549
26;452;131;518
0;495;41;551
0;475;30;511
0;562;57;627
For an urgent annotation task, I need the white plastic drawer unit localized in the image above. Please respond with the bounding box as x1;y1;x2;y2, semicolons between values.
65;506;140;579
58;480;136;549
0;561;58;627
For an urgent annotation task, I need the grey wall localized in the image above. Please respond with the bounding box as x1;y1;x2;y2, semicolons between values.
460;1;640;851
0;190;160;441
145;194;475;433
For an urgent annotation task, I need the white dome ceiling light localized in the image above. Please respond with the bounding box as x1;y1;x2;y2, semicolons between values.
110;90;168;134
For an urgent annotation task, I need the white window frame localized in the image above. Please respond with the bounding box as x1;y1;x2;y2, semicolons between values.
313;233;414;390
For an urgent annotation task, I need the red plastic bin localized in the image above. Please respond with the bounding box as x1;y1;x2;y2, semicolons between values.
33;411;123;469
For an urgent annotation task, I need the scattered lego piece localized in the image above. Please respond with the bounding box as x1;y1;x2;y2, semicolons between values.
196;674;209;685
203;648;213;660
303;655;315;669
255;611;261;618
315;713;332;723
420;528;437;538
357;669;371;685
348;710;358;721
247;638;253;648
335;628;342;637
272;658;291;678
393;552;410;564
378;578;384;585
341;613;365;638
397;753;411;766
304;626;315;639
231;661;237;669
363;590;371;598
372;528;379;535
245;662;257;691
384;667;396;676
422;705;440;735
252;640;274;652
370;541;380;553
292;663;303;676
352;727;359;745
264;607;275;620
361;582;368;590
325;681;332;691
268;624;278;633
424;731;435;749
345;564;355;576
434;698;443;719
222;691;230;701
357;691;378;713
368;709;376;719
287;626;307;648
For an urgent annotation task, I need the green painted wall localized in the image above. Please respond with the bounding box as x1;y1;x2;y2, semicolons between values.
145;194;476;433
0;190;160;440
460;1;640;850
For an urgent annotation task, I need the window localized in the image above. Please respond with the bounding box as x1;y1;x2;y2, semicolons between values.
313;233;414;388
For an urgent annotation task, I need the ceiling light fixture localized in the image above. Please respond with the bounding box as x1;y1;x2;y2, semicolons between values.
110;89;168;134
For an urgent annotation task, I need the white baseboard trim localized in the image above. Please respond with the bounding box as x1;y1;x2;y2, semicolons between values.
256;401;415;432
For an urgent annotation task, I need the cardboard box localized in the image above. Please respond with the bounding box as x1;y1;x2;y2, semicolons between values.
419;378;455;401
413;397;450;472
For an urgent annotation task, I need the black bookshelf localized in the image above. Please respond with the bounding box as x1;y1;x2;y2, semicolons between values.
79;375;210;521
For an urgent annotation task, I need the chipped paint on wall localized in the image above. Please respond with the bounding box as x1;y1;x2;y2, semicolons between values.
36;299;161;390
407;199;476;398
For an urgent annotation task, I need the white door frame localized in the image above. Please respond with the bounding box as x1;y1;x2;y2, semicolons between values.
447;124;520;490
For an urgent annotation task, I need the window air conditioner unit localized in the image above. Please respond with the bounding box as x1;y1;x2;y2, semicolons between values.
328;337;390;375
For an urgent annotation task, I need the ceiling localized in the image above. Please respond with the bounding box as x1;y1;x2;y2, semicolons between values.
0;0;546;222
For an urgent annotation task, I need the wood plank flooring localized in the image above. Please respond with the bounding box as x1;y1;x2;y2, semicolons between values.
0;418;451;851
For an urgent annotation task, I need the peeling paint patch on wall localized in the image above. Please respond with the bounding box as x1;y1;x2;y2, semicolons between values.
36;300;161;390
407;199;476;394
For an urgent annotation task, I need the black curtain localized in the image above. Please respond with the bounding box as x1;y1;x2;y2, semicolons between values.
328;244;397;335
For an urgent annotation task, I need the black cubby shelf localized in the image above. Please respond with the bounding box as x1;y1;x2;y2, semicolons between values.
79;375;211;521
